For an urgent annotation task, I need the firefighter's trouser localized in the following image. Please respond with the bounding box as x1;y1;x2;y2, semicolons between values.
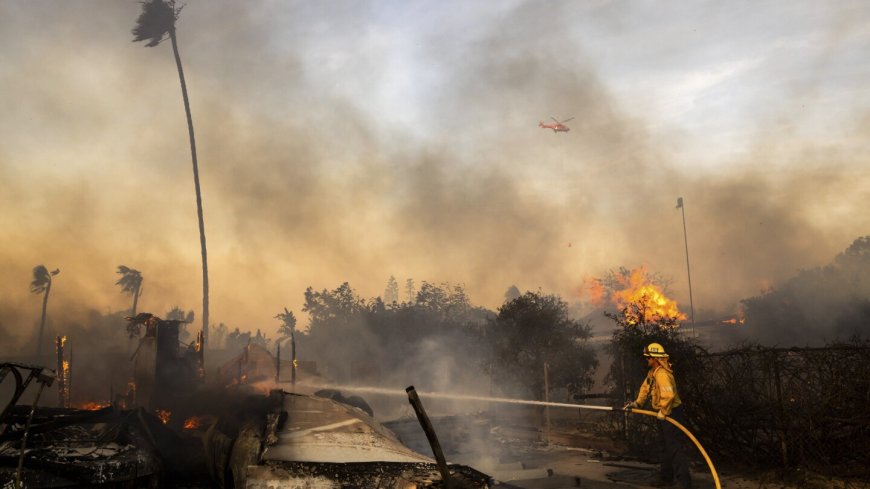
657;405;692;488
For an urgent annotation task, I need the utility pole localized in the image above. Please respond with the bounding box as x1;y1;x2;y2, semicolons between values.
676;197;696;336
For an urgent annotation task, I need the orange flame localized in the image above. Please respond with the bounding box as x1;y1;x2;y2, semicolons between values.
587;266;687;325
156;409;171;424
61;359;70;402
583;277;606;306
721;306;746;325
183;416;203;430
77;402;111;410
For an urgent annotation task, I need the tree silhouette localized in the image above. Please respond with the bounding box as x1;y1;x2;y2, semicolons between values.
115;265;143;316
213;322;228;349
275;307;297;340
30;265;59;358
383;276;399;305
486;291;597;398
133;0;210;345
404;278;416;304
504;285;521;303
298;281;490;385
166;306;194;344
740;235;870;345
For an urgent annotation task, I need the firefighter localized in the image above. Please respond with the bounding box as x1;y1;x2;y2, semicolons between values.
624;342;692;488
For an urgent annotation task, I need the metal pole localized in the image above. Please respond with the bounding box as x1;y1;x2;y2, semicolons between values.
543;362;550;445
68;341;72;405
291;331;297;390
56;336;65;408
488;361;494;419
621;348;628;439
678;197;696;336
406;386;452;488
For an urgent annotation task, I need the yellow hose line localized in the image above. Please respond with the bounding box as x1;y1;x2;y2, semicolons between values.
626;408;721;489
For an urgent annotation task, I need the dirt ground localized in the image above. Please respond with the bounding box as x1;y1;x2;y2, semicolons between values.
427;406;869;489
447;434;869;489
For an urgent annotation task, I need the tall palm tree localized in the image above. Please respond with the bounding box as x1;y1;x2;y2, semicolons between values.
116;265;143;316
30;265;60;359
133;0;210;345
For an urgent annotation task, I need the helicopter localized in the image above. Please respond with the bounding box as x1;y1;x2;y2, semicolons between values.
539;116;574;133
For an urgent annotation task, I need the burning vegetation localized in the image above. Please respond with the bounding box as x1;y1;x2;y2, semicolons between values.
586;266;688;326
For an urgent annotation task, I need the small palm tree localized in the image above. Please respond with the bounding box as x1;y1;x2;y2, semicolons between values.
275;308;298;384
116;265;143;316
275;307;297;340
30;265;60;359
133;0;210;345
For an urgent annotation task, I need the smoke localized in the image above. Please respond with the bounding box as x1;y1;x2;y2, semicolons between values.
1;1;868;355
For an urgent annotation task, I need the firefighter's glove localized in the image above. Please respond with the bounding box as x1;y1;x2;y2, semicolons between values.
656;410;666;420
623;401;637;411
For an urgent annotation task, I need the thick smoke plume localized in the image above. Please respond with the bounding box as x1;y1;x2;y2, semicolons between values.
1;1;868;355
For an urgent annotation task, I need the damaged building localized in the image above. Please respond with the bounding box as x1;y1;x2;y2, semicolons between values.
0;316;510;488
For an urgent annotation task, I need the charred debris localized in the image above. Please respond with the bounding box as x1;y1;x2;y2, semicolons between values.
0;314;503;488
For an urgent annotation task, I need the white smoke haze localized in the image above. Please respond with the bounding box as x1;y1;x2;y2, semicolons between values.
1;1;869;357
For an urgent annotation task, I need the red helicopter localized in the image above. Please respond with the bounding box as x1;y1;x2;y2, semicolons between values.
539;116;574;133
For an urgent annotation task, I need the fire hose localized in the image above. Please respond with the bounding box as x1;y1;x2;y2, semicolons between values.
478;399;721;489
317;384;722;488
623;407;721;489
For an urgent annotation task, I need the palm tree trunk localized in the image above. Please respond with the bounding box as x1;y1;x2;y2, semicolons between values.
36;282;51;359
169;27;209;348
131;285;140;316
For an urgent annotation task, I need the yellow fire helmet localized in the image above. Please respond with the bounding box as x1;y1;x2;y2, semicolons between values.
643;342;669;358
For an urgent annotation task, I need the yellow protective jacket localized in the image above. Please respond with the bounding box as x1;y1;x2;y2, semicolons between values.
634;362;682;415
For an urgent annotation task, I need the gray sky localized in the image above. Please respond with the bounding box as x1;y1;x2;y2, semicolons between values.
1;0;869;341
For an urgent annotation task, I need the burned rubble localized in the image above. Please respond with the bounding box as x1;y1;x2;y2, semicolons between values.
0;399;203;487
0;315;508;488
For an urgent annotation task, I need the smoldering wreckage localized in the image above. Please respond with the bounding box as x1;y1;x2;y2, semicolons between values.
0;314;539;488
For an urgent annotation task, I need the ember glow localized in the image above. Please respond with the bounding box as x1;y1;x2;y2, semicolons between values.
721;307;746;325
183;416;202;430
77;402;111;410
156;409;171;425
183;415;215;430
56;336;70;408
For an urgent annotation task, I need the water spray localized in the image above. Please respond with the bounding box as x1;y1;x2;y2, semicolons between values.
295;382;721;489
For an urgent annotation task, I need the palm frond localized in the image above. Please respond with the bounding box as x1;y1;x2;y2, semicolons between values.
116;265;143;294
30;265;51;294
276;307;297;336
132;0;177;47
